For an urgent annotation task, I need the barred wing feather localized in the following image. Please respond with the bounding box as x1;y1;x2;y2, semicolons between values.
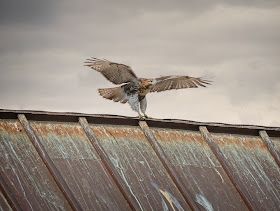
150;75;211;92
85;58;138;85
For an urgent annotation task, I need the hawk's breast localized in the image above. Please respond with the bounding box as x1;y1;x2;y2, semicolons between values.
123;82;139;95
138;80;153;96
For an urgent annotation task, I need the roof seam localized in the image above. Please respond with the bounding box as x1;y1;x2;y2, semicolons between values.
79;117;140;211
199;126;257;211
259;130;280;168
18;114;83;211
139;121;200;211
0;173;22;211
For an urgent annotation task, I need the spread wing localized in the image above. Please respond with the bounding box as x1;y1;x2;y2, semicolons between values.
150;75;211;93
85;57;139;85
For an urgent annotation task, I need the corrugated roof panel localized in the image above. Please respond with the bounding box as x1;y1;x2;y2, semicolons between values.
30;121;131;211
151;128;248;211
212;133;280;210
0;120;72;211
91;124;191;211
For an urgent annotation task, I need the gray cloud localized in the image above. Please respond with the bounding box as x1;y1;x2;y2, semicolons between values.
0;0;57;25
0;0;280;126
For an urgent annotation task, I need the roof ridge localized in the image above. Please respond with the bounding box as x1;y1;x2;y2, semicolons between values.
0;109;279;132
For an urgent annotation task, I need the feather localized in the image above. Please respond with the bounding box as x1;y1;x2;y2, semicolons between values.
98;87;128;104
150;75;211;92
85;58;139;85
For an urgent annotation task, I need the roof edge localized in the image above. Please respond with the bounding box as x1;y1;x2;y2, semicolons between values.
0;109;279;137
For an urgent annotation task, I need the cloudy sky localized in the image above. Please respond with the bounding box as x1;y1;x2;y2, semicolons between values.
1;0;279;126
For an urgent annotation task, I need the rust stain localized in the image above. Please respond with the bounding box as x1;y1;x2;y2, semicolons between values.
151;127;221;168
30;122;99;161
0;120;23;134
92;125;146;142
213;134;267;150
152;128;207;146
30;122;85;139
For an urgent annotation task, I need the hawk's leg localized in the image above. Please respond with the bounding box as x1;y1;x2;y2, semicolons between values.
139;96;149;118
128;94;144;119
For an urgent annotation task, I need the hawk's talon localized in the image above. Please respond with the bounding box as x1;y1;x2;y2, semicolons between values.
139;116;145;120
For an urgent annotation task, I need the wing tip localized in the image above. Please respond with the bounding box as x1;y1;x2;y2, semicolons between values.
198;76;213;87
84;57;108;72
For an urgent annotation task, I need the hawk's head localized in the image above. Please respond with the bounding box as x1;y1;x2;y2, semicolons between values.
140;78;156;89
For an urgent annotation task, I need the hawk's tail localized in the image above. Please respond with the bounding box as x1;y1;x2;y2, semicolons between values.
98;87;128;104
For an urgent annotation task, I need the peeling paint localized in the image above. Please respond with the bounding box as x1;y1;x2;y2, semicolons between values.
196;194;213;211
152;182;184;211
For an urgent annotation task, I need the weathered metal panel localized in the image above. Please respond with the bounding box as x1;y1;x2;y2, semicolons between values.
271;137;280;153
151;128;248;211
18;114;83;211
30;121;130;211
79;117;140;210
1;110;280;211
139;121;199;211
0;191;12;211
1;109;280;138
91;124;191;211
200;126;255;210
259;131;280;168
212;133;280;211
0;120;72;211
0;172;21;211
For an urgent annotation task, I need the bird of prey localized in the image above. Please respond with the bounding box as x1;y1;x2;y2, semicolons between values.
85;57;211;119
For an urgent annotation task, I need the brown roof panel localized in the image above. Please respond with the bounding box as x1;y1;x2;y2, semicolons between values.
0;109;280;211
0;190;12;211
212;133;280;210
0;120;72;211
30;121;131;211
91;124;191;210
151;128;248;211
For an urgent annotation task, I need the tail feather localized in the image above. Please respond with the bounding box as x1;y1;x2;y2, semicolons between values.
98;87;128;104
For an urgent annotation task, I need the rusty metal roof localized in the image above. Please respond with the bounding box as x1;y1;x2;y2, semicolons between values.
0;109;280;211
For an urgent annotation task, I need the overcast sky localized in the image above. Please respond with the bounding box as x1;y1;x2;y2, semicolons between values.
0;0;279;126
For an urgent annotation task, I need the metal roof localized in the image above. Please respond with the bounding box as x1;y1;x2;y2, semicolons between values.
0;109;280;211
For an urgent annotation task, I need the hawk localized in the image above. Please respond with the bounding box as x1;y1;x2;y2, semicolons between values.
85;58;211;119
